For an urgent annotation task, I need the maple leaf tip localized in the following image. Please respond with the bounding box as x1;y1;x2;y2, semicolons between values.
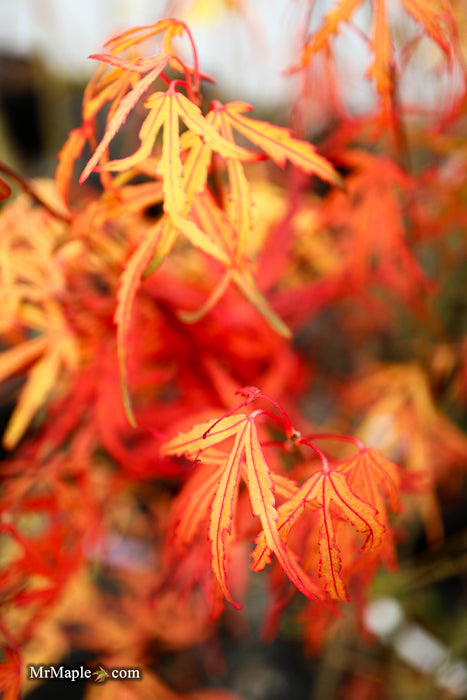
78;169;89;185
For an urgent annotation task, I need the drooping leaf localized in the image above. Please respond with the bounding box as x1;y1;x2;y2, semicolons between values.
206;107;254;260
115;217;176;425
252;464;384;601
0;335;50;383
3;346;63;450
243;418;323;602
309;469;384;599
338;447;401;567
170;461;225;549
233;269;291;338
339;447;401;519
209;425;246;606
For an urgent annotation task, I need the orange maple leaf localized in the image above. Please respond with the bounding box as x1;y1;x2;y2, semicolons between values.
162;408;323;608
208;100;343;188
337;446;401;572
251;447;385;601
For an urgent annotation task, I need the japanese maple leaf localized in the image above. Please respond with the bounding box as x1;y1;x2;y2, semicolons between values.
159;98;343;332
162;410;322;608
62;19;193;179
81;86;252;215
93;666;110;683
338;446;400;566
347;363;467;543
208;100;343;190
251;457;385;601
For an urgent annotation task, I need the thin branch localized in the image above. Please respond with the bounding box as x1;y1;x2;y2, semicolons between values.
0;161;72;223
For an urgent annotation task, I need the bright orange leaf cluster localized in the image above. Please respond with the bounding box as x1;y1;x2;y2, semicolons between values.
162;389;399;607
0;3;466;698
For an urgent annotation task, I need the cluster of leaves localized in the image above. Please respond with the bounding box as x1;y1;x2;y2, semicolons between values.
1;2;467;698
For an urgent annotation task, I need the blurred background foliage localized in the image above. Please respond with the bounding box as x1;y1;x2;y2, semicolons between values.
0;1;466;699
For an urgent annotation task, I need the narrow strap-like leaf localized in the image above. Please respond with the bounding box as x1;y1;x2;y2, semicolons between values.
114;219;167;426
162;413;248;457
80;60;170;182
209;425;247;608
218;101;344;187
245;420;322;601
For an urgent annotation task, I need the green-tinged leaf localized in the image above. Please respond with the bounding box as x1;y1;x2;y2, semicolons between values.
233;269;291;338
172;213;231;264
177;270;233;323
92;666;109;683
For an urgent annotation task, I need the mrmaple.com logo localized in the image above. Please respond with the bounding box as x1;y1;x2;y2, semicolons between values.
28;664;141;683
